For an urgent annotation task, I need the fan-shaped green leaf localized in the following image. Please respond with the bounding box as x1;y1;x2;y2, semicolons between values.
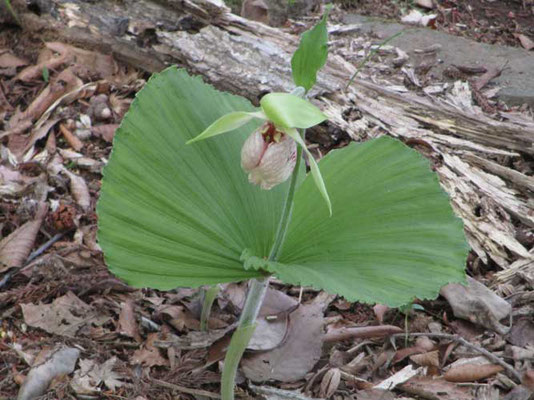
260;93;327;129
267;136;466;307
97;68;293;290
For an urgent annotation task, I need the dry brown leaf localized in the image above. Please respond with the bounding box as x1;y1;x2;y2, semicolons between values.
16;43;72;82
399;377;472;400
219;282;247;311
16;42;116;82
92;124;119;142
158;304;200;331
320;368;341;398
118;300;142;342
440;276;511;334
516;34;534;50
415;0;434;9
22;118;61;155
0;165;38;197
0;202;47;272
410;350;440;368
70;357;124;395
0;52;28;68
17;346;80;400
241;301;324;382
444;363;504;382
108;93;131;118
356;389;396;400
63;169;91;211
373;304;389;324
132;333;168;367
14;68;82;127
247;288;298;351
508;318;534;347
393;337;435;364
259;287;298;317
523;370;534;391
21;291;108;337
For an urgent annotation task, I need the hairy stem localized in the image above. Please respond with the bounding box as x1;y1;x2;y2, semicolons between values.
220;134;304;400
200;284;221;331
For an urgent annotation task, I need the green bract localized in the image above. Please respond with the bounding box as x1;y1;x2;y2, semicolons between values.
97;67;468;307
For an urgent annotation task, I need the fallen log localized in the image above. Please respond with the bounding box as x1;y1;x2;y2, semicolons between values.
13;0;534;289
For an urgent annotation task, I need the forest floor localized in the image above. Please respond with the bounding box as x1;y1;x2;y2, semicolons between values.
1;1;533;400
338;0;534;49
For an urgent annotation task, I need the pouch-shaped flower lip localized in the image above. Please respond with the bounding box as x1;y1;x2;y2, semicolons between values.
241;123;297;190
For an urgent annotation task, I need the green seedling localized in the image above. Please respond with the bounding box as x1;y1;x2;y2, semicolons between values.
42;66;49;83
97;9;467;400
399;301;425;347
2;0;20;25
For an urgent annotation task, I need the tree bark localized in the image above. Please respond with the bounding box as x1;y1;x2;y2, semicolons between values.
19;0;534;289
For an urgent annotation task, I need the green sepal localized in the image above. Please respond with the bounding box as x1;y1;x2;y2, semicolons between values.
260;93;327;129
186;110;266;144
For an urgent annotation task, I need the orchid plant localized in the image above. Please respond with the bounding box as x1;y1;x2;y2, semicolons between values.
97;10;467;400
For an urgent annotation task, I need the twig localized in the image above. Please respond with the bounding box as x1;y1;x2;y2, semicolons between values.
26;233;65;264
151;378;220;399
248;383;321;400
391;332;522;383
324;325;403;343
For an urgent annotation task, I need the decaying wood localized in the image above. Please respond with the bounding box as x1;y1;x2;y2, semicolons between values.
20;0;534;288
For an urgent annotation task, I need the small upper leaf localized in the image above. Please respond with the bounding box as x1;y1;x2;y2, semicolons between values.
186;111;265;144
291;8;329;92
260;93;327;129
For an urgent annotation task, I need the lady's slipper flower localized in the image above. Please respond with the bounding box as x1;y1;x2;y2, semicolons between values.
240;122;297;190
187;92;332;215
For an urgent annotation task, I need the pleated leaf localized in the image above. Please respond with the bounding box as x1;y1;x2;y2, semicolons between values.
97;67;293;290
254;137;468;307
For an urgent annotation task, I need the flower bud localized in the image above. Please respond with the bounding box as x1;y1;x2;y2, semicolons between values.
241;122;297;190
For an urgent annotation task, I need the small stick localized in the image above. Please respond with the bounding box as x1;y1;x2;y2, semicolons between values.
391;332;522;383
152;378;220;399
249;383;321;400
324;325;403;343
59;123;83;151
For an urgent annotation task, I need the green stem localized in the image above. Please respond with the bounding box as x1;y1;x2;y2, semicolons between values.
268;144;303;261
200;284;221;331
220;132;304;400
